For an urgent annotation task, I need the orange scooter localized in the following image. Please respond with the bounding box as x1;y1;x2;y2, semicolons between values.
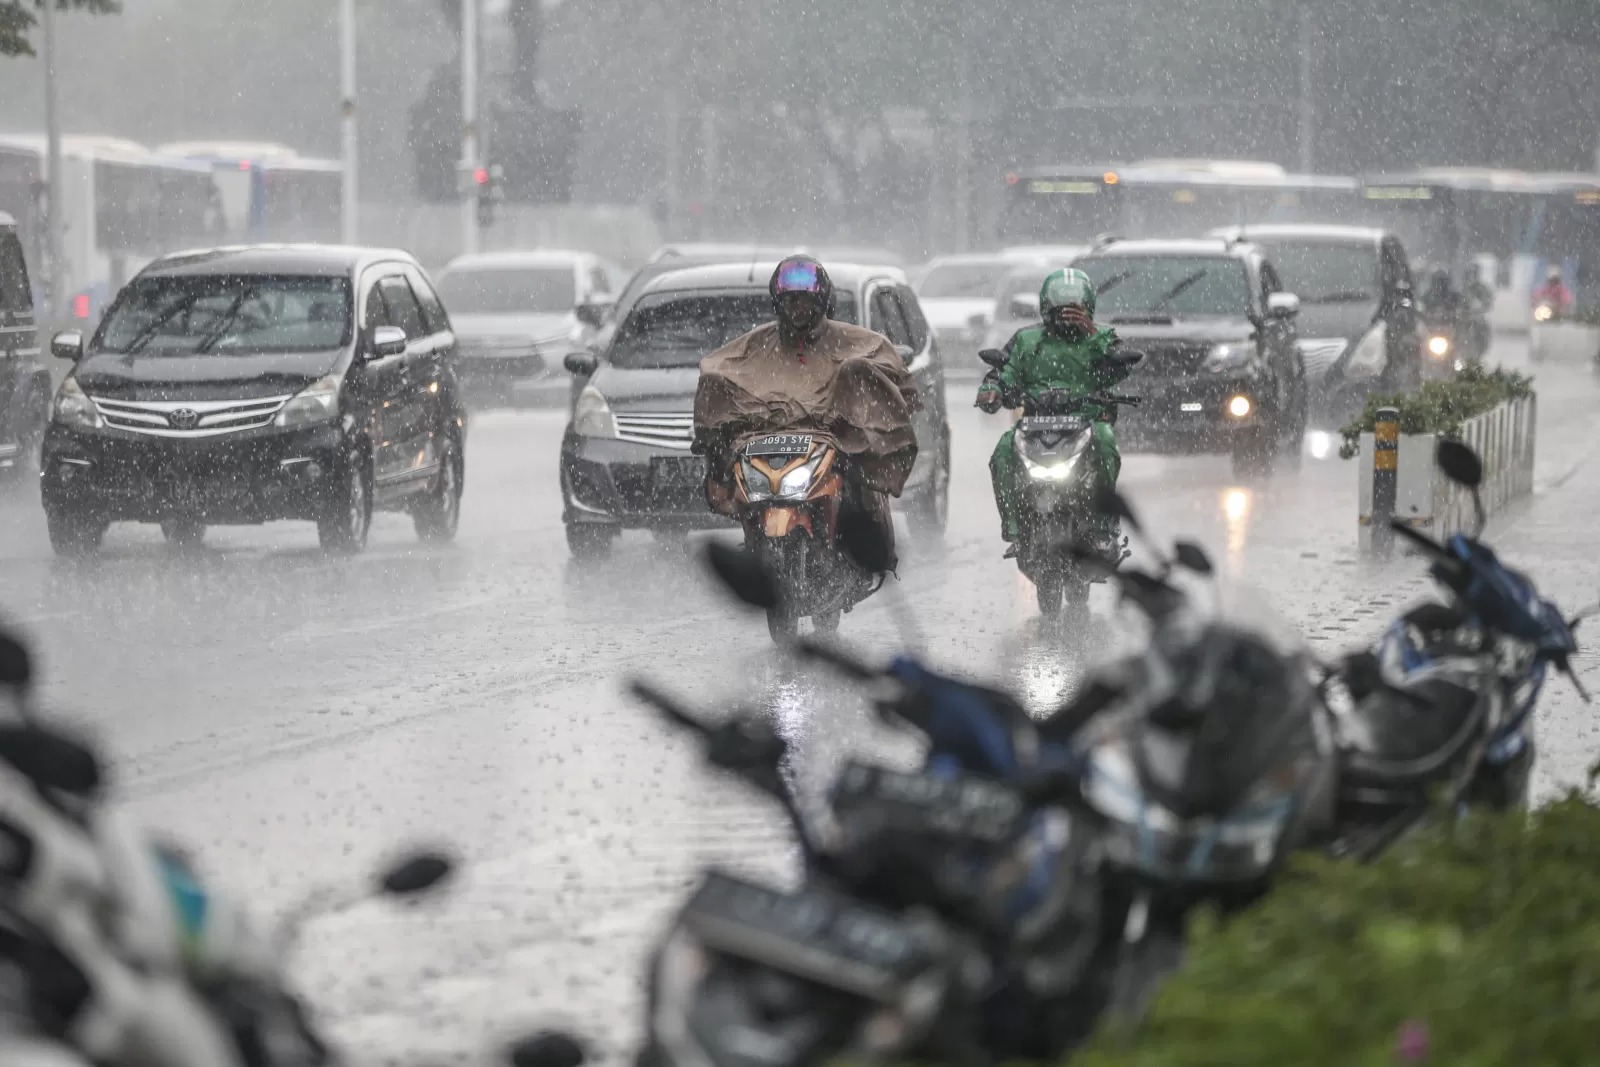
731;431;874;642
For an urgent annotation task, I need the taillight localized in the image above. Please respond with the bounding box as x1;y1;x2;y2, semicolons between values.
72;294;90;319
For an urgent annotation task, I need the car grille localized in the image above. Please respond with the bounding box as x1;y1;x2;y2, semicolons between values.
91;395;293;438
1129;342;1213;378
1297;338;1349;378
613;411;694;450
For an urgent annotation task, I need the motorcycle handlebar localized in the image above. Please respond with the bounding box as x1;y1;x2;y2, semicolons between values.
628;679;705;735
794;637;880;681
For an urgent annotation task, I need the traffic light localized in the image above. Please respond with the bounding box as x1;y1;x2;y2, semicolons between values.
475;163;503;230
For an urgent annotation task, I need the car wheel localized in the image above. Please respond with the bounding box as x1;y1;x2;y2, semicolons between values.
908;446;951;546
413;433;464;543
318;448;371;554
565;522;617;562
160;518;206;548
45;508;108;558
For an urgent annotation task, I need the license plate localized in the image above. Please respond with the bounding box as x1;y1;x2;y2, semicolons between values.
1021;415;1088;433
831;761;1028;844
650;455;707;488
743;434;813;458
680;870;931;1000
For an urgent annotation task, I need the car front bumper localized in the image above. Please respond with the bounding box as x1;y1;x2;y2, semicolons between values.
41;420;346;524
1116;374;1268;453
560;430;733;530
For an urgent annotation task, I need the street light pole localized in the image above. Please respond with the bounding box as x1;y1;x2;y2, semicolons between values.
41;0;64;319
461;0;480;256
339;0;359;245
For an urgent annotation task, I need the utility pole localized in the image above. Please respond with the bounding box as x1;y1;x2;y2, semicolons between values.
460;0;481;256
41;0;64;319
1296;3;1315;174
953;4;973;252
339;0;359;244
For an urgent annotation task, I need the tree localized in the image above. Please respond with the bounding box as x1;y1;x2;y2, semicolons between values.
1;0;119;58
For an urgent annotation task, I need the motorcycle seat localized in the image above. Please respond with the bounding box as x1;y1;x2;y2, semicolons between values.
1339;677;1487;789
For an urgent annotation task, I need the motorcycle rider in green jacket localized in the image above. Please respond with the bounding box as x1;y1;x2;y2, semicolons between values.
977;268;1134;559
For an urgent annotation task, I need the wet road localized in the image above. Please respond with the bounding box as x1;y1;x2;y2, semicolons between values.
0;338;1596;1063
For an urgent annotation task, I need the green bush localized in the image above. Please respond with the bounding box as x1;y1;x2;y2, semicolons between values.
1337;365;1534;460
1075;787;1600;1067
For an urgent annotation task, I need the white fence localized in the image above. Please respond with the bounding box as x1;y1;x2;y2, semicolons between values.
1357;394;1537;553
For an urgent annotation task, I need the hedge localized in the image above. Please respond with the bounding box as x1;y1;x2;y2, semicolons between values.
1075;785;1600;1067
1337;365;1534;460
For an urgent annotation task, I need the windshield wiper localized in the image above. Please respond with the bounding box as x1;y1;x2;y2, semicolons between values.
1154;270;1209;308
1094;270;1135;295
192;286;262;354
120;293;206;354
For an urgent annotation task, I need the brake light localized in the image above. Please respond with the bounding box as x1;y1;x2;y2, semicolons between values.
1004;172;1020;186
72;294;90;319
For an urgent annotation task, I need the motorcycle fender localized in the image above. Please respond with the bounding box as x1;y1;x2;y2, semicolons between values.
763;508;811;538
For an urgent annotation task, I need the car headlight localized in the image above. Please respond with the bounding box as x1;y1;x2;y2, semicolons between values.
777;456;823;499
52;376;102;430
1343;322;1387;380
1427;334;1451;358
740;457;773;501
572;384;615;438
1202;343;1251;374
274;372;342;428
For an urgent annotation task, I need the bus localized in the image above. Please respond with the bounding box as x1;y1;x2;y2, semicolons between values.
1520;173;1600;315
0;134;225;320
158;140;344;245
998;159;1361;245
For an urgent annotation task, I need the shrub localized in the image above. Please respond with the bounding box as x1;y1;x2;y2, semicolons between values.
1075;787;1600;1067
1337;365;1534;460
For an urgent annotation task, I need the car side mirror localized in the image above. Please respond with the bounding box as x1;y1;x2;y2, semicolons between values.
574;302;608;329
1267;292;1300;319
367;325;408;360
563;350;599;377
978;348;1007;369
893;344;914;364
51;330;83;361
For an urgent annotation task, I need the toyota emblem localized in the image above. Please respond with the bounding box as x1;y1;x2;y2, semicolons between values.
168;408;200;430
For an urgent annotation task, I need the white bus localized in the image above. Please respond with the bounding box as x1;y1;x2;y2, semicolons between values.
0;134;224;320
158;140;343;245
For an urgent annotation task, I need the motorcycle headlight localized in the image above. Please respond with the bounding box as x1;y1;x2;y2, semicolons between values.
1018;442;1082;483
52;376;102;430
777;455;823;499
273;372;342;428
1202;343;1251;374
572;384;615;438
740;457;772;501
1343;322;1387;380
1534;304;1554;322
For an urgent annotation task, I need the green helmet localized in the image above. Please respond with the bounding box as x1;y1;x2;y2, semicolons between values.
1039;268;1096;318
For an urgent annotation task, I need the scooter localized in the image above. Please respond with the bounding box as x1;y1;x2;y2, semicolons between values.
976;349;1142;616
730;430;876;642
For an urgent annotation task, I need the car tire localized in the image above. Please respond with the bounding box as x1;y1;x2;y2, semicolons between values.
318;447;372;554
413;433;464;543
907;446;951;546
565;522;617;562
160;519;206;548
3;385;47;484
46;508;108;558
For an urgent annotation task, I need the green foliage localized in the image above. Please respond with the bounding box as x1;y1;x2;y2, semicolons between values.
1337;365;1534;460
0;0;119;58
1075;788;1600;1067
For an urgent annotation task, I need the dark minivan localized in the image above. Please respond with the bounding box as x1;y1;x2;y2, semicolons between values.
0;212;50;480
41;245;466;555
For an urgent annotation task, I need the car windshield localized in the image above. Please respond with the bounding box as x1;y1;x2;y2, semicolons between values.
438;266;576;314
1075;255;1250;319
992;268;1050;315
95;274;352;355
610;290;859;369
1255;241;1378;302
917;261;1010;299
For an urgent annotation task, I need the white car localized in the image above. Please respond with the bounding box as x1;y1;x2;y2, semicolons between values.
912;251;1069;362
436;249;627;401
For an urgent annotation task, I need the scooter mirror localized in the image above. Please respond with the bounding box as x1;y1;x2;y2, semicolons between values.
838;511;894;574
0;725;102;796
507;1031;587;1067
704;542;780;610
1435;439;1483;489
377;851;455;896
1092;486;1142;532
1172;541;1214;575
0;630;31;691
977;348;1007;369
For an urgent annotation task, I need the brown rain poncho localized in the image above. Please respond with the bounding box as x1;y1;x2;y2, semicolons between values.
692;320;921;511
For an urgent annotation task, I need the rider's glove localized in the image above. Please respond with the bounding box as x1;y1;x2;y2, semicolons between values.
976;387;1002;413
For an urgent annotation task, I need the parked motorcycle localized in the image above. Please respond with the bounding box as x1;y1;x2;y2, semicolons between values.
976;348;1142;615
729;430;877;642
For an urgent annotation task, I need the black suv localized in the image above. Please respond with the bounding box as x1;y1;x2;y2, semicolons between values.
1071;238;1307;476
0;212;50;481
41;245;466;555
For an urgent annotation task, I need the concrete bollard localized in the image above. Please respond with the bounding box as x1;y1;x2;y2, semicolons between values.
1370;407;1399;557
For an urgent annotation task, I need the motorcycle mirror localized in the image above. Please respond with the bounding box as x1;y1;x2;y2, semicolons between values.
1172;541;1213;575
837;511;894;575
1092;486;1142;533
977;348;1007;369
0;631;32;692
508;1032;587;1067
377;851;455;897
1435;440;1483;489
703;541;779;610
0;725;101;797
